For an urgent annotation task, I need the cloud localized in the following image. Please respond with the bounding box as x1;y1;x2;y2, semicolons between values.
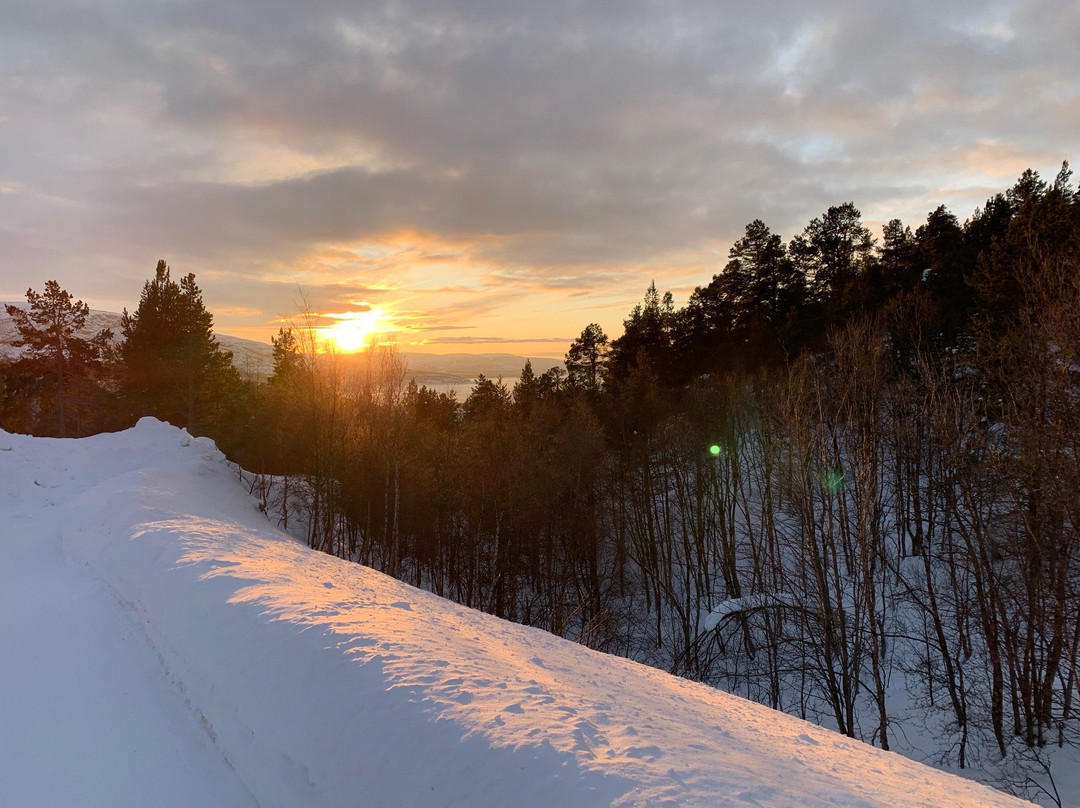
2;0;1077;346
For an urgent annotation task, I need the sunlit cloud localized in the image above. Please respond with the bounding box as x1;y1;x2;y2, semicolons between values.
959;139;1060;180
214;306;264;318
1;0;1076;354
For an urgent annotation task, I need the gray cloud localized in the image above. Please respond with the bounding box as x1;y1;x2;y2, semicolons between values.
1;0;1076;338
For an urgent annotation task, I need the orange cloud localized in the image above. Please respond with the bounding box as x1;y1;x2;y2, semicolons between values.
961;139;1059;180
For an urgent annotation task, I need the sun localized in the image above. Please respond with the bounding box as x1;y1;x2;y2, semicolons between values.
319;308;385;352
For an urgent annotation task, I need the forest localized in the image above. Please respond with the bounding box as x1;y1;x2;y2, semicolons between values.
3;163;1079;802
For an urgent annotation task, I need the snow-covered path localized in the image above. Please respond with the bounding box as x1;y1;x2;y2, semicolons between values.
0;420;1037;807
0;475;256;807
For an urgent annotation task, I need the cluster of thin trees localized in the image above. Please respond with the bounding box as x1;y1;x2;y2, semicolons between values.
239;164;1080;802
246;282;1079;785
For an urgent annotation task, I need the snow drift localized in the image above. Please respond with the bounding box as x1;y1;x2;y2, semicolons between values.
1;419;1033;807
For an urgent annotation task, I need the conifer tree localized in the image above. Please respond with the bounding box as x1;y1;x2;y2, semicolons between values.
4;281;112;437
120;260;241;436
513;359;541;412
607;283;674;382
252;326;306;473
565;323;609;392
688;218;807;366
719;219;804;330
268;327;306;393
879;219;917;294
789;202;874;318
463;374;512;421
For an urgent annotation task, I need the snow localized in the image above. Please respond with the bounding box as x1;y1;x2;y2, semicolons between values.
702;593;805;631
0;418;1035;807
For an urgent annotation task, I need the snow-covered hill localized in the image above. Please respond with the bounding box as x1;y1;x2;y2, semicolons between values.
0;306;122;362
0;420;1034;807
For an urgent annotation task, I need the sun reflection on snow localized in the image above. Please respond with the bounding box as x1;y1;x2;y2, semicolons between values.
161;516;1018;807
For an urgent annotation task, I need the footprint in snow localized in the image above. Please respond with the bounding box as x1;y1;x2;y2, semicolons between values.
624;745;662;761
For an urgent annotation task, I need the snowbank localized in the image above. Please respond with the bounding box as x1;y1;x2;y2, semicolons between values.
3;419;1034;807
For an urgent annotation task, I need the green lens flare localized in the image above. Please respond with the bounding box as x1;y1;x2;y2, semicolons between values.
825;469;845;492
709;444;721;456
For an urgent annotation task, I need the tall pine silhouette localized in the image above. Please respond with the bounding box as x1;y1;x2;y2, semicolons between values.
120;260;241;436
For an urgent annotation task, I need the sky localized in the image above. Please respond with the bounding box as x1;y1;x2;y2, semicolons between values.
1;0;1077;357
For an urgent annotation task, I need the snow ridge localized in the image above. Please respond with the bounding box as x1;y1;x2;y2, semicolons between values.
6;419;1034;807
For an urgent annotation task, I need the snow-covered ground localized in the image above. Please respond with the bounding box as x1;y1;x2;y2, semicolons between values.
0;419;1035;807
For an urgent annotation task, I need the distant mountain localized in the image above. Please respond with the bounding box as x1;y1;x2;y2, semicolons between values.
0;305;124;361
0;305;562;393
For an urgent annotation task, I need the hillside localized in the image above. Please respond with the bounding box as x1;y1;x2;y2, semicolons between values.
0;306;274;377
0;419;1034;807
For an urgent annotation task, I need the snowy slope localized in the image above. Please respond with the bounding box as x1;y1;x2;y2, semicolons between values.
0;420;1034;807
0;426;256;806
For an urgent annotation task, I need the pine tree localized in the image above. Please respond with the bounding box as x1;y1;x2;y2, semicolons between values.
697;218;808;365
789;203;875;312
249;326;306;473
4;281;112;437
719;219;804;330
607;283;674;382
565;323;609;392
269;327;302;387
463;374;512;421
879;218;917;294
971;164;1078;332
537;366;566;398
513;359;541;412
120;260;241;436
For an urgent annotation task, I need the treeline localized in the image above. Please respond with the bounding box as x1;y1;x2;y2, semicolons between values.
3;164;1079;801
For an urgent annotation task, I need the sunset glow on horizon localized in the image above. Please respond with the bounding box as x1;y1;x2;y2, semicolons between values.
317;308;389;353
